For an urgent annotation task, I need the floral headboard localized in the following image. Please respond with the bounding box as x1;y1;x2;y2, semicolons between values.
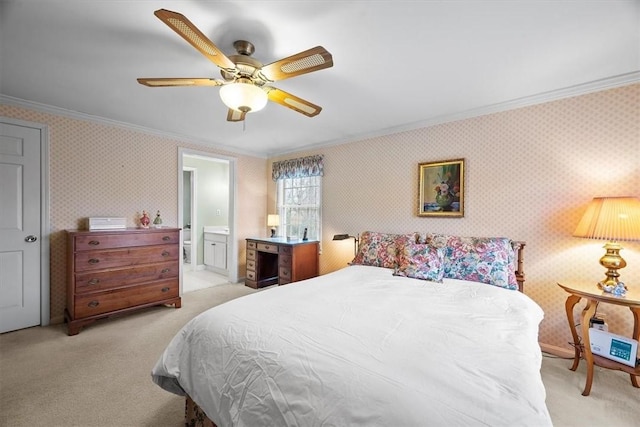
350;231;526;292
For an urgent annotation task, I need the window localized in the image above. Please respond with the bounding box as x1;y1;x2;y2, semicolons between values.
272;155;324;242
277;176;321;240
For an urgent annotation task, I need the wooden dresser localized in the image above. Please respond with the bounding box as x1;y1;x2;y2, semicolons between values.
245;238;319;288
65;228;181;335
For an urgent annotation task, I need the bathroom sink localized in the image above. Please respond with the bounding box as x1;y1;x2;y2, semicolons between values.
203;226;229;235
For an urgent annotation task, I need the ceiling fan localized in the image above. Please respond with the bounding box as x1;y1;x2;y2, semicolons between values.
137;9;334;122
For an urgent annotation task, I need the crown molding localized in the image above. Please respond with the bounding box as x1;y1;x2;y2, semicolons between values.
3;71;638;159
0;95;266;158
418;71;640;129
272;71;640;157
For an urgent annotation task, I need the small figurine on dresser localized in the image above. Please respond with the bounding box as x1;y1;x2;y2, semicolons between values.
140;210;150;229
153;210;163;228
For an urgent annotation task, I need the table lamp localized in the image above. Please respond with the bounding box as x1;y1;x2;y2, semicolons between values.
573;196;640;291
267;214;280;237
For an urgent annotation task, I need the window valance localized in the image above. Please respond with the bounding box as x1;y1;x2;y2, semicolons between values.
272;155;324;181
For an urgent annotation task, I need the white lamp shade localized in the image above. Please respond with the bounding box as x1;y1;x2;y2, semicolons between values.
267;214;280;227
573;196;640;241
219;83;268;113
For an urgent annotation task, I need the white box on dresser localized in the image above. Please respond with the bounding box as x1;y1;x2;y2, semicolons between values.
88;217;126;230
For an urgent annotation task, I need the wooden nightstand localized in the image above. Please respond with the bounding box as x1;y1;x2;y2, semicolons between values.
558;282;640;396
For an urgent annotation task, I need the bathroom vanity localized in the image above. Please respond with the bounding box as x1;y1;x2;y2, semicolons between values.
204;227;228;275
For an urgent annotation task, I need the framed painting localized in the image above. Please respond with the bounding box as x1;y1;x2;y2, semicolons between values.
418;159;464;217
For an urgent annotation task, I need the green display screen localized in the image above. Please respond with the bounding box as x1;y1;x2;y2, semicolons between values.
610;338;632;361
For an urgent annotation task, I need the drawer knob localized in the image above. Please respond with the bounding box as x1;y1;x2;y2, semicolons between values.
265;245;270;250
88;258;100;264
88;300;100;308
88;279;100;285
161;251;170;257
161;268;170;274
88;240;100;245
162;236;171;241
161;287;170;292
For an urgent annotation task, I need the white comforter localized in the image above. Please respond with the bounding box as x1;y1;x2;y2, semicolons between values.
152;265;551;426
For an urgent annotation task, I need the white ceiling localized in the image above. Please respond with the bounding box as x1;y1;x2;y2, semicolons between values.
1;1;638;157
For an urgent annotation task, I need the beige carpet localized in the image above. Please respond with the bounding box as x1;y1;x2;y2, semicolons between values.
1;283;638;427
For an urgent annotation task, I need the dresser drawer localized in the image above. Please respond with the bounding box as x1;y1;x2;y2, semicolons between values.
279;254;292;267
279;266;292;281
280;245;292;255
257;242;278;253
74;261;178;293
74;244;179;272
73;231;180;251
247;249;256;261
246;270;256;281
247;241;257;250
246;259;256;272
74;279;178;318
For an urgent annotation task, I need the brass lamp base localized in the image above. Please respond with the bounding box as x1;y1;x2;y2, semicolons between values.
596;241;628;291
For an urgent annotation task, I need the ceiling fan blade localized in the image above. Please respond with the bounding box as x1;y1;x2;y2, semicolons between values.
260;46;333;82
137;78;224;87
265;87;322;117
227;109;246;122
154;9;236;70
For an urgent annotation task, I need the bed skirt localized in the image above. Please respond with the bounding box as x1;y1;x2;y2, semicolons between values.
185;395;217;427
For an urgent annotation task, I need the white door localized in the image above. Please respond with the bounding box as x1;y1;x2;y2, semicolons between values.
0;121;42;333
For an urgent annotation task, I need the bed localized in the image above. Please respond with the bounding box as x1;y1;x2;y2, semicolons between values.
152;232;552;426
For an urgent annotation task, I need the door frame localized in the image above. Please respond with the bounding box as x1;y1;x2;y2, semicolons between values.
178;147;238;286
1;116;51;326
183;167;197;272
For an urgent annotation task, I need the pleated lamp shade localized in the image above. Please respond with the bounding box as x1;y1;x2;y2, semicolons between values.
573;197;640;241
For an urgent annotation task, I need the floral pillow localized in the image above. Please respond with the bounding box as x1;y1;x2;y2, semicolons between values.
420;233;518;290
393;243;445;282
350;231;418;269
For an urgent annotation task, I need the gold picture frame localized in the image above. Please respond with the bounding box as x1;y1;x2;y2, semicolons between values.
418;159;464;217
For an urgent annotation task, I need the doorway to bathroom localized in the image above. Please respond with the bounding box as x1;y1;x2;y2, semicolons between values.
178;148;238;293
182;167;196;269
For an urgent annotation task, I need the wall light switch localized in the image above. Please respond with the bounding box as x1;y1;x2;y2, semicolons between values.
216;209;221;216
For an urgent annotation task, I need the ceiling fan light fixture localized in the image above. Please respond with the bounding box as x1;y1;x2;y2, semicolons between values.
139;10;334;122
219;82;268;113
